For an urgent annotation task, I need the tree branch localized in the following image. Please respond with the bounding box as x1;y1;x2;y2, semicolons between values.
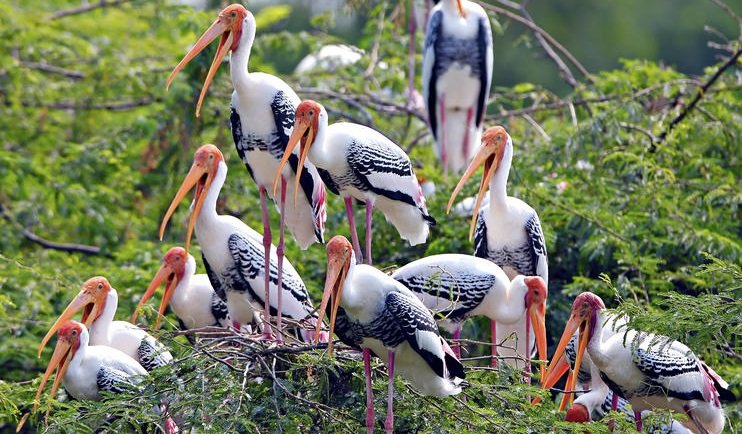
20;61;85;80
15;97;160;112
658;46;742;143
49;0;133;21
0;200;105;256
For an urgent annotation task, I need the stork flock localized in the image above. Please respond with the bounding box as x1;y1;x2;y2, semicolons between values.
25;1;735;434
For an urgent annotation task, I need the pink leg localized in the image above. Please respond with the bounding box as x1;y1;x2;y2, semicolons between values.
462;106;474;164
363;348;375;434
684;405;709;434
259;186;273;340
608;392;619;432
490;320;498;368
275;177;287;344
452;325;462;358
364;198;374;265
524;313;532;383
344;197;363;263
634;410;642;432
438;96;447;175
384;351;395;434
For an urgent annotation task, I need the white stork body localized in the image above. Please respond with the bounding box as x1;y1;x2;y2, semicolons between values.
548;293;732;434
160;145;323;343
391;254;547;374
277;101;434;265
319;236;464;433
61;325;147;400
88;285;173;372
423;0;493;173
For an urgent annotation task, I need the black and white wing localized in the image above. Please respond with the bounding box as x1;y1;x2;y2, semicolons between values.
384;291;465;380
137;335;173;372
473;214;489;259
203;253;227;302
210;291;231;327
227;233;314;320
525;213;548;282
474;12;493;128
422;9;443;139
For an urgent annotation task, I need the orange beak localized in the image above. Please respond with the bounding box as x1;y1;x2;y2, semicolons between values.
37;290;99;358
314;249;349;356
159;157;214;253
131;263;178;330
166;17;233;117
272;116;313;206
528;298;548;383
544;314;591;411
446;140;503;240
456;0;467;17
531;351;570;405
32;330;76;413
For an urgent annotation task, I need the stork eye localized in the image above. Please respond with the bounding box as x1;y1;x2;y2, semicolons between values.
230;11;237;18
71;330;78;336
309;110;315;116
97;283;103;290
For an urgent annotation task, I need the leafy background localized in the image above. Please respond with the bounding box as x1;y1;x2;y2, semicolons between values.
0;0;740;432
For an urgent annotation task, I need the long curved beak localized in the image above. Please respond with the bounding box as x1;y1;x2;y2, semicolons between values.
32;336;74;413
159;160;212;253
529;301;548;383
446;144;500;240
38;292;96;358
314;253;348;356
166;18;232;118
543;315;588;411
272;118;313;206
132;265;177;330
531;351;570;405
456;0;467;18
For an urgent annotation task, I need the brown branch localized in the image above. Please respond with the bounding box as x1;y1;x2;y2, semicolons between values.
0;200;105;256
477;1;592;80
49;0;133;20
518;1;578;88
658;46;742;143
20;61;85;79
16;97;160;112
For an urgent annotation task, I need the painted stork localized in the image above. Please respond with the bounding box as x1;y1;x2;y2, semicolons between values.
272;100;435;265
315;236;465;434
422;0;493;174
28;321;177;434
166;3;326;340
546;292;734;434
446;126;548;284
391;254;547;377
131;246;231;332
159;144;324;343
38;277;173;372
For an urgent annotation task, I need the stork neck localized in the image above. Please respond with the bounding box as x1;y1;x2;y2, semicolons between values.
307;113;330;168
171;256;196;311
90;289;118;345
70;329;89;372
585;310;609;367
196;161;227;231
489;143;512;209
339;257;361;309
229;14;256;93
491;278;526;324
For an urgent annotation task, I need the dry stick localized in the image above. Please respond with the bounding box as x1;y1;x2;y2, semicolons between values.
20;62;85;79
518;0;578;88
18;97;159;112
658;46;742;143
50;0;133;20
477;1;592;80
0;201;104;256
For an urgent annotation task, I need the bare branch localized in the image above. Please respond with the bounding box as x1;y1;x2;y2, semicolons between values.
49;0;133;21
15;97;160;112
20;61;85;80
658;46;742;143
518;4;578;87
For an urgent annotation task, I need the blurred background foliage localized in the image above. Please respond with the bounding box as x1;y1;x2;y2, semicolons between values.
0;0;740;432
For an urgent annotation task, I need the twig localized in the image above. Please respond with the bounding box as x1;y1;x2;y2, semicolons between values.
618;122;658;146
477;1;592;80
0;200;105;256
518;2;578;87
708;0;741;21
364;1;388;82
658;47;742;143
49;0;133;20
20;61;85;79
16;97;160;112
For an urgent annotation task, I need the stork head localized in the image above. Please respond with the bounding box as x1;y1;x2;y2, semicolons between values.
38;277;111;358
565;403;591;423
314;235;354;355
544;292;605;411
159;145;224;253
132;247;189;329
446;126;510;240
523;276;549;382
166;4;251;117
272;100;323;204
32;321;86;414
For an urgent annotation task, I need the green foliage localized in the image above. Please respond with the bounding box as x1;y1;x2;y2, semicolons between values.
1;1;740;433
